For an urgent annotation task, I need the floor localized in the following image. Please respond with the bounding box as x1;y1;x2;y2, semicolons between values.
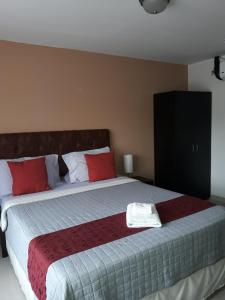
0;256;25;300
1;248;225;300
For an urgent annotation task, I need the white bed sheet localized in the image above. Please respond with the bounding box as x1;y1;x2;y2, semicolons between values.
0;177;124;208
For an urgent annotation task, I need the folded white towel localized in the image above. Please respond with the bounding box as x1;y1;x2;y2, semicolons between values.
126;202;162;228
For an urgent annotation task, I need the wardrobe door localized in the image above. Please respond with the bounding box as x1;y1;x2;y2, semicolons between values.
189;92;211;199
173;92;211;198
172;92;198;196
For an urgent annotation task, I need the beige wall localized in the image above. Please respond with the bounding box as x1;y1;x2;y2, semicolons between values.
0;40;187;178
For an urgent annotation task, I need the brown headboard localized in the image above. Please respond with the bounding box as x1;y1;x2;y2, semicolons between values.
0;129;110;176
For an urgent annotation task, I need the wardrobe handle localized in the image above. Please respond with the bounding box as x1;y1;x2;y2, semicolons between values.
192;144;195;152
196;144;199;151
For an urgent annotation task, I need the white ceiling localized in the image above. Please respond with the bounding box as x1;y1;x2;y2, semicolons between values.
0;0;225;64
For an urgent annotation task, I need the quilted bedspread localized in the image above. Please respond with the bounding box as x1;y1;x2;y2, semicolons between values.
4;178;225;300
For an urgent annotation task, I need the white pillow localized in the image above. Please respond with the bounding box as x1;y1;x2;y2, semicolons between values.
37;154;60;188
62;147;110;183
0;157;23;197
0;154;60;197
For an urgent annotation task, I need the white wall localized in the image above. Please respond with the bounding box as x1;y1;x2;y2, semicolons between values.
189;59;225;198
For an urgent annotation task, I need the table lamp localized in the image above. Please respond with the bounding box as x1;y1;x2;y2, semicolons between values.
123;154;133;176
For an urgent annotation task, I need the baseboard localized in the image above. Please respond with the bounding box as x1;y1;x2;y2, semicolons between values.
210;195;225;206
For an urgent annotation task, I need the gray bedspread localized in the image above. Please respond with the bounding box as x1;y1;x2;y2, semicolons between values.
5;181;225;300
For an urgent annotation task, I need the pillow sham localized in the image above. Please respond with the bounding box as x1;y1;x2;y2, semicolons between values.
0;154;60;197
85;152;116;182
8;157;50;196
62;147;110;183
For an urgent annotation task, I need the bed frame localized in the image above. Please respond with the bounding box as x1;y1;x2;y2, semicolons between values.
0;129;110;257
1;130;225;300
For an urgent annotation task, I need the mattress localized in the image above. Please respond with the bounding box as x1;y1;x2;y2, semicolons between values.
2;177;225;300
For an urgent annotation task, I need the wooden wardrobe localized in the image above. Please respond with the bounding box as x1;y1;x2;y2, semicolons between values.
154;91;211;199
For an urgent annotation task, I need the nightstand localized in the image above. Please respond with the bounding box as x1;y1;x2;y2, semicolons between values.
132;176;154;185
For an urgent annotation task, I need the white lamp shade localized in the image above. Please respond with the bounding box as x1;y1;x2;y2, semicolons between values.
124;154;133;174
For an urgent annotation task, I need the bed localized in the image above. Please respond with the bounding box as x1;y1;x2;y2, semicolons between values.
1;129;225;300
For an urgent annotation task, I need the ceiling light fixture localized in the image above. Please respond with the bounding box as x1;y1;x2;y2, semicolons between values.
139;0;170;14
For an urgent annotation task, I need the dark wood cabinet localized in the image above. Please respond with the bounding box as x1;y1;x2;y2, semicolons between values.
154;91;211;199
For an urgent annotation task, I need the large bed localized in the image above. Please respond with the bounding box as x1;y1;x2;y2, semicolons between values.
1;129;225;300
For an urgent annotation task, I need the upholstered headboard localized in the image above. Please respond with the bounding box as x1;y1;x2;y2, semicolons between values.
0;129;110;176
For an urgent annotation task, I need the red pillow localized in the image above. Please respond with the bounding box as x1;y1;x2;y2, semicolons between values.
85;152;116;182
7;157;50;196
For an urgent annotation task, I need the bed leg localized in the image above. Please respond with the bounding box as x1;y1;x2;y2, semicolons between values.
0;229;8;258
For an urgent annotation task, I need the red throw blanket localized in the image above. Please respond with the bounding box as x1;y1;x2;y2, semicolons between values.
28;195;213;300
